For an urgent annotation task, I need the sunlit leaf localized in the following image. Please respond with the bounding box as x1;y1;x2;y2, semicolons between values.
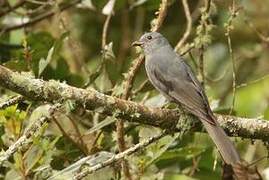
102;0;116;15
130;0;149;9
77;0;96;10
38;47;54;77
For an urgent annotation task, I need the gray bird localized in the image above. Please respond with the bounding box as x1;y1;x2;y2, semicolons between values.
132;32;240;165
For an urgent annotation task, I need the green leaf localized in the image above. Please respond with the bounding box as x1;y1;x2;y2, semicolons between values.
14;152;23;170
102;0;116;15
145;133;180;167
155;146;205;164
84;117;116;135
38;46;54;77
130;0;149;9
102;42;115;60
164;174;198;180
77;0;96;10
38;32;68;77
26;33;53;76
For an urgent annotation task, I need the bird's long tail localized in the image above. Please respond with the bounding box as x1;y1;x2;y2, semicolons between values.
200;116;240;165
201;116;264;180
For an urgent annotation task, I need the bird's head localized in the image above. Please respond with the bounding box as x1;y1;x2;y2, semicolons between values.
132;32;169;54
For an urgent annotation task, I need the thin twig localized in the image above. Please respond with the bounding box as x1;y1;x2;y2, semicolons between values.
25;0;52;5
121;54;145;100
25;3;51;16
118;8;131;72
150;0;168;32
59;14;86;73
0;95;24;110
244;18;269;44
88;131;102;154
205;66;229;83
236;74;269;89
227;32;235;115
116;119;131;180
132;79;149;96
175;0;192;52
73;131;167;180
67;115;88;153
188;51;198;69
0;0;26;17
0;0;81;34
198;0;211;88
51;116;88;155
225;0;239;115
179;43;195;56
199;46;205;87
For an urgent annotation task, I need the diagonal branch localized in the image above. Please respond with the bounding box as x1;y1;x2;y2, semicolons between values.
0;65;269;141
175;0;192;52
0;95;24;109
74;131;167;180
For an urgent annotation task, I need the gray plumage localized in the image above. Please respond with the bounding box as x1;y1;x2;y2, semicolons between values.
132;32;240;165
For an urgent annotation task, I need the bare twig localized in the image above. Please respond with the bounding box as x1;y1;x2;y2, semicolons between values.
51;116;88;155
0;0;81;33
198;46;205;87
116;118;131;180
0;95;24;110
121;54;145;100
88;131;102;153
225;0;239;115
25;3;51;16
73;131;167;180
102;14;112;49
118;8;131;71
244;18;269;44
25;0;51;5
0;0;26;17
236;74;269;89
179;43;195;56
132;79;149;96
59;14;86;73
0;104;59;166
198;0;211;88
189;156;201;176
205;66;229;83
175;0;192;52
67;115;88;153
150;0;168;32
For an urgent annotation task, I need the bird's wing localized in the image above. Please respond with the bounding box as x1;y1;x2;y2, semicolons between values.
153;58;216;125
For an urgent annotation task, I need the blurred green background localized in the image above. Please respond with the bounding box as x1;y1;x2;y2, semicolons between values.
0;0;269;179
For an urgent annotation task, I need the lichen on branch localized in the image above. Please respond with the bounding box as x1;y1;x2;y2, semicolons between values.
0;65;269;141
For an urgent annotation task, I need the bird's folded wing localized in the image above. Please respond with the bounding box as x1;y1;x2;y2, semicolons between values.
153;61;216;125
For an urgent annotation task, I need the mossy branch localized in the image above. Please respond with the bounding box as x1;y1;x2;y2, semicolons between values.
0;65;269;141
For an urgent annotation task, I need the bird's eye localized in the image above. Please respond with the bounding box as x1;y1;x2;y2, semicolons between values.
147;36;152;40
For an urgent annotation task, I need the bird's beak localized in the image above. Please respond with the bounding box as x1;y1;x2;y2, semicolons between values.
132;40;143;47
